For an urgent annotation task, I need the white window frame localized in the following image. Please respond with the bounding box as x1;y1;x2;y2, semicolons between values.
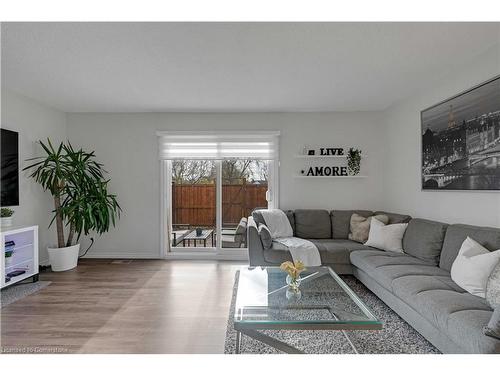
159;132;279;261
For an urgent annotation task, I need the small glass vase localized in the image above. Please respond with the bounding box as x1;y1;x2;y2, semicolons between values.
286;287;302;301
286;274;301;291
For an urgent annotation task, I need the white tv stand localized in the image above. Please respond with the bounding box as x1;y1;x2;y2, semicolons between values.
1;225;39;289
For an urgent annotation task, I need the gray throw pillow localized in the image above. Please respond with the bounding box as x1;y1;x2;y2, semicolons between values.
483;307;500;340
252;210;266;226
258;223;273;250
349;213;389;243
486;261;500;309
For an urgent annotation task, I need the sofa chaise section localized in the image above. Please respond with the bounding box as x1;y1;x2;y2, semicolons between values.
351;219;500;353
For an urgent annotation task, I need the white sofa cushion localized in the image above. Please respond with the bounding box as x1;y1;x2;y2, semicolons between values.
451;237;500;298
365;217;408;253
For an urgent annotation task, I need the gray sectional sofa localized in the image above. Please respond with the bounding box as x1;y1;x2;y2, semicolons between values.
248;209;500;354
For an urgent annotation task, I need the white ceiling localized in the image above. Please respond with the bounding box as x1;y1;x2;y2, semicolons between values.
2;22;499;113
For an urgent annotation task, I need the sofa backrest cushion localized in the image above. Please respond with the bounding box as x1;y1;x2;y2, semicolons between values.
440;224;500;272
284;210;295;235
403;218;448;265
373;211;411;224
330;210;373;239
294;209;331;239
252;209;295;235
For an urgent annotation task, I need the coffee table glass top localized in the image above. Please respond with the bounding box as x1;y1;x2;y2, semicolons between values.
234;266;381;328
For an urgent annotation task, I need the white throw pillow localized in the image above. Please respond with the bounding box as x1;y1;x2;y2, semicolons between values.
450;237;500;298
364;217;408;253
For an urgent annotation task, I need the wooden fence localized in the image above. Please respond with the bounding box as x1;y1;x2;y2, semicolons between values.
172;183;268;227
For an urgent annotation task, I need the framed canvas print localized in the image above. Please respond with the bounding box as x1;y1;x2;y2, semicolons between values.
421;76;500;190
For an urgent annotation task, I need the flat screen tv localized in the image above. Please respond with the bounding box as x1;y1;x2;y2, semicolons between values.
1;128;19;206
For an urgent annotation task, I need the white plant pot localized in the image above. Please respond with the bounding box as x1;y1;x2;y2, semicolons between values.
47;243;80;272
5;256;13;267
1;217;13;227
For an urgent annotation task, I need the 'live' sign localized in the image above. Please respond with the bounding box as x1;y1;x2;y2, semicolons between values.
319;148;344;156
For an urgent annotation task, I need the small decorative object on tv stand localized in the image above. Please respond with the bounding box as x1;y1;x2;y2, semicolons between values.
1;225;39;289
1;207;15;227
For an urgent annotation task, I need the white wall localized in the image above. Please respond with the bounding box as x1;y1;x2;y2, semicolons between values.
1;89;67;263
8;44;500;262
67;112;385;258
382;45;500;227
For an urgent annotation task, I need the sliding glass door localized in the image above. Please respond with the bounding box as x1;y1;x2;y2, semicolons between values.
159;131;279;259
170;160;216;249
221;159;268;250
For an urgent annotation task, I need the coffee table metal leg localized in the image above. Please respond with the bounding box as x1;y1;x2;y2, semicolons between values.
235;331;242;354
237;328;304;354
330;311;359;354
340;330;359;354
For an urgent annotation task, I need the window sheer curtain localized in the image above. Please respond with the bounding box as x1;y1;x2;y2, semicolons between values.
157;131;280;255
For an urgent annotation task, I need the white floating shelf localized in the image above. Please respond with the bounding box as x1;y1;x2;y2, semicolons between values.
293;175;367;179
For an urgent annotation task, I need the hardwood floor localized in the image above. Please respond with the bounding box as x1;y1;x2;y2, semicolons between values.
1;259;244;353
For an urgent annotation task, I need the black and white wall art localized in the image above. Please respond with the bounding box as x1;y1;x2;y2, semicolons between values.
421;76;500;190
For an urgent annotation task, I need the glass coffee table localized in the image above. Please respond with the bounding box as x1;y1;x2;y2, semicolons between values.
234;266;382;354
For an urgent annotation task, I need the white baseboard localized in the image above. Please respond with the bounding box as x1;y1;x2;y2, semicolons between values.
39;257;50;266
43;250;249;261
164;252;248;261
82;250;161;259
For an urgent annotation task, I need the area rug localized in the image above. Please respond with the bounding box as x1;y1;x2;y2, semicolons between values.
224;272;440;354
1;281;51;308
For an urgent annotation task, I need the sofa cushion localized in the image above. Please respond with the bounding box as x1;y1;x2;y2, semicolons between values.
392;274;465;299
440;223;500;272
373;211;412;224
284;210;295;235
408;289;490;330
311;239;372;252
449;309;500;353
263;246;294;263
349;213;389;243
398;286;496;353
265;239;371;265
350;249;449;291
483;307;500;340
450;237;500;298
312;239;371;263
486;261;500;309
258;224;273;249
294;209;331;239
403;218;448;266
330;210;373;239
390;273;498;353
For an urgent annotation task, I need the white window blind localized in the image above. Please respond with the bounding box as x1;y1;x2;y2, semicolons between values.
157;131;280;160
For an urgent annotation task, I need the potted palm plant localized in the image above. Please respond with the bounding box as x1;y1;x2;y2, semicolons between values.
24;140;121;271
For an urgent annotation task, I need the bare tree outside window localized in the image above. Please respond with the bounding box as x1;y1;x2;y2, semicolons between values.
172;160;215;184
172;159;268;184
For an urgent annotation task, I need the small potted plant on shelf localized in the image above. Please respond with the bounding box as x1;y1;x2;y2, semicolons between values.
1;207;15;227
347;148;362;176
24;140;121;272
